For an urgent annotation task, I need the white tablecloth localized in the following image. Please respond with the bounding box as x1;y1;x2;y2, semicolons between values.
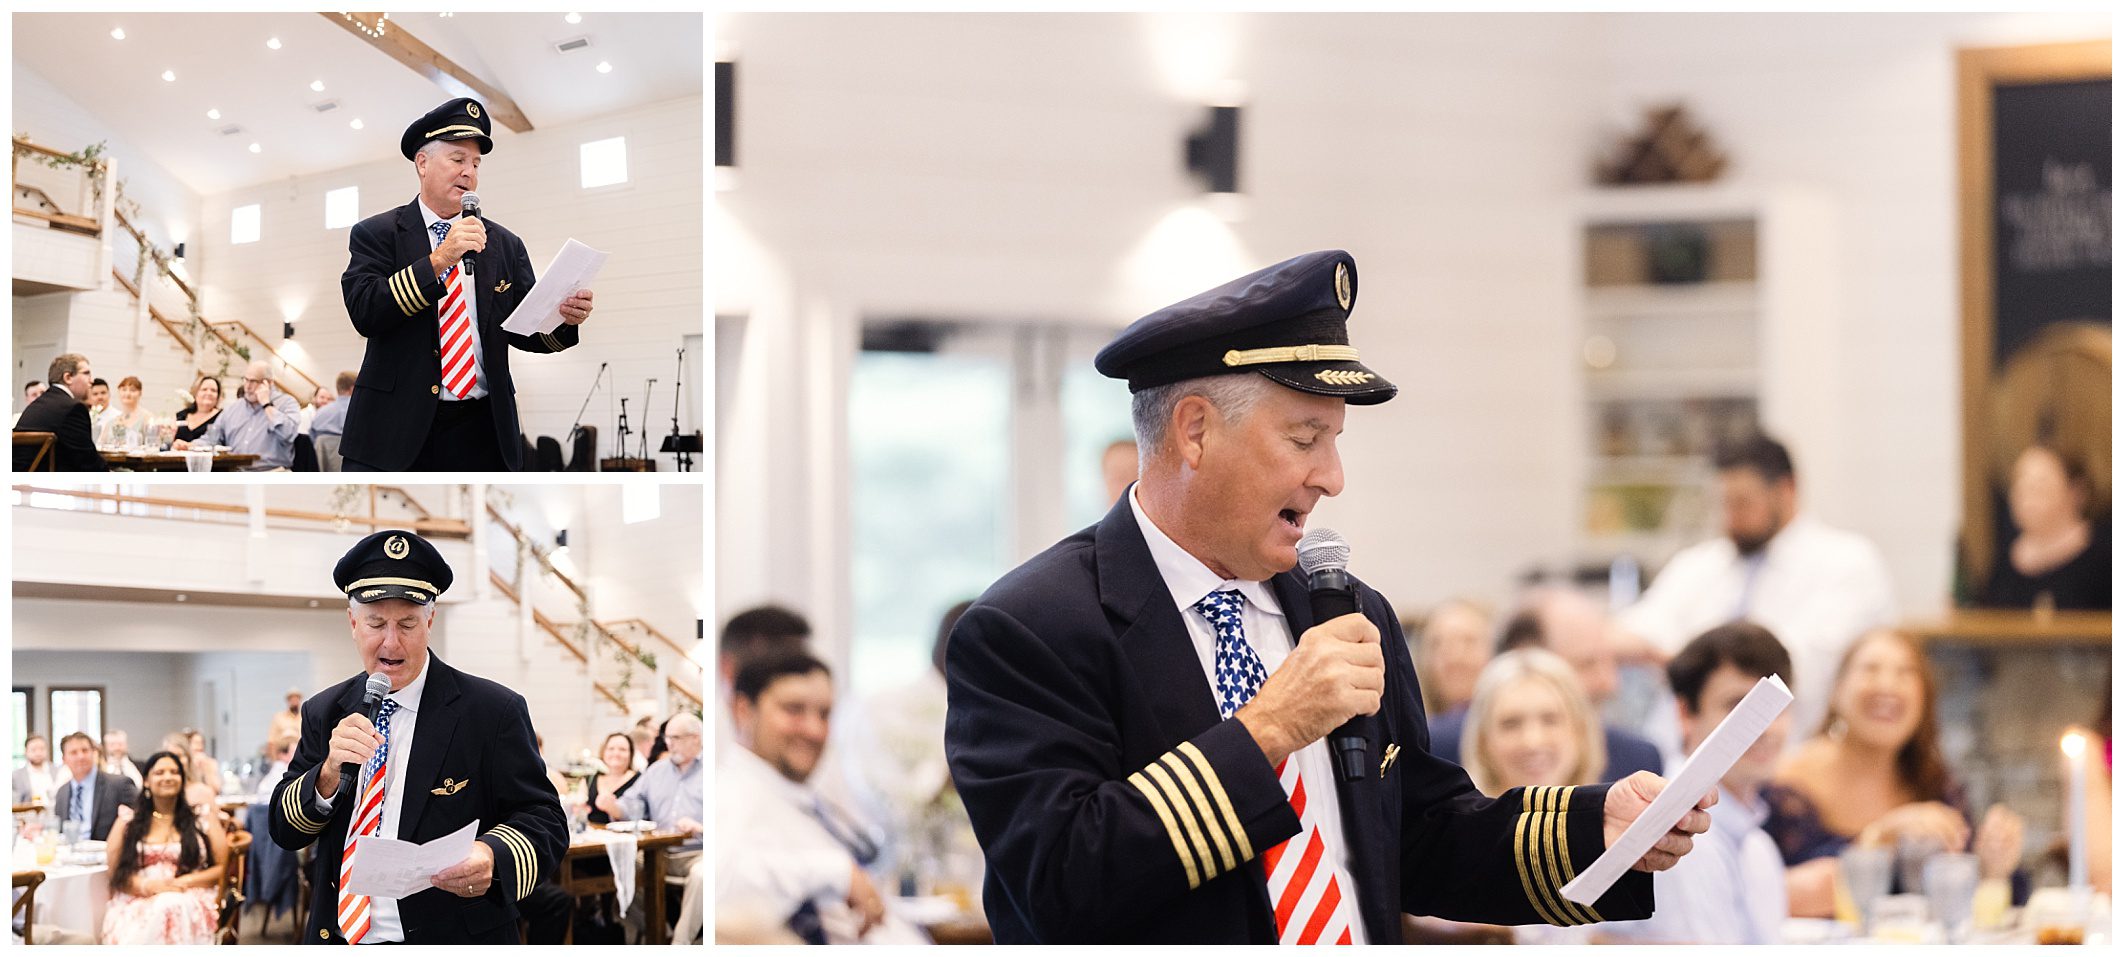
13;843;110;941
570;828;639;912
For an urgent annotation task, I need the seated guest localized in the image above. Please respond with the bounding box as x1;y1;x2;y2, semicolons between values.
173;375;225;445
1428;588;1662;781
1768;628;2025;916
13;353;108;471
103;751;227;945
97;376;150;448
1980;444;2109;611
173;360;299;470
717;605;814;744
53;731;139;841
87;377;109;412
582;732;641;825
102;730;145;786
23;380;44;404
12;733;60;804
624;712;705;942
256;736;294;800
628;716;657;771
717;652;902;945
180;729;224;795
1608;623;1794;943
309;371;355;438
1413;597;1492;719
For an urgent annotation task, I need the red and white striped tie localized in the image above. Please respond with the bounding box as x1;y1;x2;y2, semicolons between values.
432;221;479;397
337;697;400;943
1262;759;1357;944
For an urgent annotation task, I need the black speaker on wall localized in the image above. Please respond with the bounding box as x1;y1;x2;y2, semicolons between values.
1185;105;1240;194
715;61;736;168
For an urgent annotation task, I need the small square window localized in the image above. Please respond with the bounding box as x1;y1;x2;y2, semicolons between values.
231;204;261;244
580;136;628;189
325;186;360;229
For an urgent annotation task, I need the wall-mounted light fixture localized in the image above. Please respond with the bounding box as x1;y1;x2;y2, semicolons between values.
1184;104;1240;194
173;242;187;260
283;321;296;339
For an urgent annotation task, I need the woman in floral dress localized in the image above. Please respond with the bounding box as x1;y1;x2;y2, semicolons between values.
102;750;228;944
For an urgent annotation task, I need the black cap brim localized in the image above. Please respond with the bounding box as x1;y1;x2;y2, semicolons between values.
1258;361;1398;405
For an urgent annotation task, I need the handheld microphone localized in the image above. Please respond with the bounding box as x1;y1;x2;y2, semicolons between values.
457;191;482;275
336;672;394;803
1298;527;1369;782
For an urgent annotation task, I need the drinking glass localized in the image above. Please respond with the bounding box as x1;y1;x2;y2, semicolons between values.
1838;845;1894;935
1922;852;1979;943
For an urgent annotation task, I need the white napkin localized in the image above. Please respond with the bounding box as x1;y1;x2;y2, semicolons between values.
603;831;638;913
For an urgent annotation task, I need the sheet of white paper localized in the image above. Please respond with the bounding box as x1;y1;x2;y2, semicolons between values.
1560;675;1792;907
343;820;480;900
501;238;608;336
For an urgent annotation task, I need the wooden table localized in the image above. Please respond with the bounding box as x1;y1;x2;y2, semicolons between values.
101;450;261;471
556;828;690;944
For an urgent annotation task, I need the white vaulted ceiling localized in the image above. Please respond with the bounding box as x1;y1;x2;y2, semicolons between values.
14;11;703;195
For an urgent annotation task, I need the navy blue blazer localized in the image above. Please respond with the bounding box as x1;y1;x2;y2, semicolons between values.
14;386;107;471
337;198;579;471
944;496;1653;943
266;655;565;944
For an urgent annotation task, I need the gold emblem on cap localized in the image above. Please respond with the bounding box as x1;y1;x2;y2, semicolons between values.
1314;370;1375;386
384;535;410;560
466;102;481;119
1333;262;1352;311
1223;344;1362;368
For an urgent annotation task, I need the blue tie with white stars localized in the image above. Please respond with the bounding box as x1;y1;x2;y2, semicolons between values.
1195;589;1268;720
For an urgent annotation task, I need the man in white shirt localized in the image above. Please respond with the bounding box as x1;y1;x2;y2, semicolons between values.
1618;434;1896;746
101;730;143;787
1610;622;1795;944
717;650;914;944
12;734;60;804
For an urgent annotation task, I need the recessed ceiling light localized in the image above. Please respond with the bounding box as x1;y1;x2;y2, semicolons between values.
207;108;221;120
110;27;125;40
308;599;320;608
162;70;176;82
248;143;261;154
266;37;282;50
596;61;613;74
310;80;325;92
175;594;188;602
565;13;581;24
349;118;364;130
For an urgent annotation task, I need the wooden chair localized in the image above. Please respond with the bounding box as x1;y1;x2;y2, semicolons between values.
216;829;252;944
12;870;45;945
12;432;56;472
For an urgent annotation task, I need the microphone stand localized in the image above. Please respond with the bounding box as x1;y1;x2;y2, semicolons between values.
664;346;694;472
568;362;608;451
639;379;658;463
615;398;631;469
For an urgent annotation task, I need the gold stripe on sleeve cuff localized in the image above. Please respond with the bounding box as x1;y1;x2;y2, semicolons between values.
1513;787;1564;926
280;776;326;834
1129;771;1202;889
391;269;421;316
1549;786;1602;923
1143;761;1218;883
488;825;537;900
1533;787;1586;924
1176;742;1253;862
540;331;564;351
1158;753;1235;872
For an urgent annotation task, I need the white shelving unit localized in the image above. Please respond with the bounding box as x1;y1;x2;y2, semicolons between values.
1574;184;1838;570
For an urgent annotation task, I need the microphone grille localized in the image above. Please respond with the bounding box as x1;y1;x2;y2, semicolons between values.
1297;527;1350;575
459;191;481;212
364;672;392;697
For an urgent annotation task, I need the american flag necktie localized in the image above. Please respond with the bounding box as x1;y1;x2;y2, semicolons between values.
429;220;479;397
1195;589;1358;945
337;697;401;944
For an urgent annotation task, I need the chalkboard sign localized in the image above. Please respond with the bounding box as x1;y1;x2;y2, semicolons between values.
1957;41;2112;598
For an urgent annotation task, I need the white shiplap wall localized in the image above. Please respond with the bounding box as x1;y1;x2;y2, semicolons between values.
194;96;705;467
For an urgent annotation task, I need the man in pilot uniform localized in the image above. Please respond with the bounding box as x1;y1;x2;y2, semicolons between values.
268;530;566;943
338;97;595;471
944;250;1715;944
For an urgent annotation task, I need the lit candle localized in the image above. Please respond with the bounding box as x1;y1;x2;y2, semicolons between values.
2062;731;2087;893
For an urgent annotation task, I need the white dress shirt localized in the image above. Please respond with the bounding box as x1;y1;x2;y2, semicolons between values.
1130;488;1369;943
314;653;431;944
417;199;490;401
22;763;60;803
1604;784;1786;944
715;746;857;938
1620;513;1897;745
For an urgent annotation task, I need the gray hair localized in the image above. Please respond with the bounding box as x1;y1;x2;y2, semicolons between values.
415;138;452;162
1130;374;1274;452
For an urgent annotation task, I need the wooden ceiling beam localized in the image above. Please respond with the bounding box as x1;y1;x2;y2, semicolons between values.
324;13;534;134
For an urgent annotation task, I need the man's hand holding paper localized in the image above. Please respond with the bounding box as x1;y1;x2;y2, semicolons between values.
1603;772;1717;872
503;238;607;335
342;820;480;900
430;835;496;898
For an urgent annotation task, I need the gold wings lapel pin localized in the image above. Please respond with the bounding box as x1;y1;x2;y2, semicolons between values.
1379;743;1401;778
430;777;470;796
493;280;512;294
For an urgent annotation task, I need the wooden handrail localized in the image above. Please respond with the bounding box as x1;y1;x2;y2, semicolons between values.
112;209;194;303
109;208;319;398
490;571;628;713
578;618;700;708
11;486;471;537
371;486;434;519
483;502;589;602
604;617;697;666
11;205;100;234
12;138;93;163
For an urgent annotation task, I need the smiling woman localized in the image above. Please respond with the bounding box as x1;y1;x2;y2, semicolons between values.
1459;648;1607;797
